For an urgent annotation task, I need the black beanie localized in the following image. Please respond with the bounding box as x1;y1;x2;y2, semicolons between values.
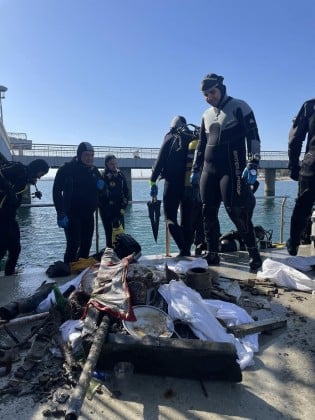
200;73;224;92
170;116;187;129
104;154;116;167
77;142;94;159
27;159;49;177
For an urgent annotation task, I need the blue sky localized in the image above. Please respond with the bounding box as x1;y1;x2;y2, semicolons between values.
1;0;314;151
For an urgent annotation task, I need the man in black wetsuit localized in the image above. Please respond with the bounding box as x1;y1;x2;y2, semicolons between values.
286;99;315;256
53;142;103;263
191;73;262;270
150;116;203;257
98;154;129;248
0;159;49;275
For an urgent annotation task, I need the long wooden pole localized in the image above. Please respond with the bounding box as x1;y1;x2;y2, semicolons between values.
0;312;49;329
65;314;111;420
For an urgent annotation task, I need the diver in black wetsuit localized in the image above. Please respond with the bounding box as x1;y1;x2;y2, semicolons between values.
150;116;202;257
191;73;262;270
98;154;129;248
53;142;103;263
286;99;315;256
0;159;49;275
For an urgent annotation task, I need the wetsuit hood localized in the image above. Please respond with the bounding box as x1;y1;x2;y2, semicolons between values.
170;116;187;129
201;73;227;107
27;159;49;183
77;142;94;161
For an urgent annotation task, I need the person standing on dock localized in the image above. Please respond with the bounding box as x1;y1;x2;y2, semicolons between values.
53;142;103;263
286;98;315;256
98;154;129;248
150;116;204;257
0;159;49;275
191;73;262;270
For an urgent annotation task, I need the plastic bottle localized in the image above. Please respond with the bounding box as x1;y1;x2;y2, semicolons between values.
92;370;109;382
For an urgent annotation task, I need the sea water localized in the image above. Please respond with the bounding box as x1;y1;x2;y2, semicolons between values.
15;178;298;271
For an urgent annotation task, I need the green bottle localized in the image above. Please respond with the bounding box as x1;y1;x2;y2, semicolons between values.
52;284;69;315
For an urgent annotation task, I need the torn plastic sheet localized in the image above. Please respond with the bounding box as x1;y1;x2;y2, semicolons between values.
257;258;315;291
158;280;258;370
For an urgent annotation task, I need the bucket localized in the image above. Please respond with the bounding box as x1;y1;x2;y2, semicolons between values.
185;267;217;293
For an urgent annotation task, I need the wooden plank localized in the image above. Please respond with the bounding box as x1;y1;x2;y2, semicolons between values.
227;317;287;337
93;333;242;383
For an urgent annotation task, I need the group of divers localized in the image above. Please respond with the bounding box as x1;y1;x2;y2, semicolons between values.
1;72;314;276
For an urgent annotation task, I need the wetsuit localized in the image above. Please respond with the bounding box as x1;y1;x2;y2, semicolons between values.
98;169;129;247
0;162;28;274
151;127;199;255
183;138;205;251
192;94;261;255
53;158;101;263
288;98;315;249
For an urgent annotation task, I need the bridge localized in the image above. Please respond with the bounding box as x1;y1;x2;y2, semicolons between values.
1;135;297;197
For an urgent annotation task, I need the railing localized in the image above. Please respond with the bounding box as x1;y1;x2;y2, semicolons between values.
23;195;291;254
8;143;304;161
10;143;160;159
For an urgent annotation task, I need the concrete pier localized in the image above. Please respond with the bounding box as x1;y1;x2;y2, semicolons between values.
264;168;276;196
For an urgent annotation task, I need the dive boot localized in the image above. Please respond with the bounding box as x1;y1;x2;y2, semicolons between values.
203;252;220;266
248;247;262;271
177;249;191;257
286;238;298;256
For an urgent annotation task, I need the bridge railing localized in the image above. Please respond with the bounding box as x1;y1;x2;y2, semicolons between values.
9;143;300;161
10;143;160;159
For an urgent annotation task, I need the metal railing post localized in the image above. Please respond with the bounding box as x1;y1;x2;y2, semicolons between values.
95;209;99;253
165;223;171;257
279;197;287;244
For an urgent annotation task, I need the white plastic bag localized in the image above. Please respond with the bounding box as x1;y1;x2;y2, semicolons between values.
257;258;315;291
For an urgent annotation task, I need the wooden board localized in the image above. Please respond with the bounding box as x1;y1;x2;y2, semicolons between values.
227;317;287;337
94;333;242;382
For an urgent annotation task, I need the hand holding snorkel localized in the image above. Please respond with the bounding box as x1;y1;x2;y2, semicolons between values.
150;181;158;197
32;184;42;200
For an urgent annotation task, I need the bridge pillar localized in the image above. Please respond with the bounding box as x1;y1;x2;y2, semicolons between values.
264;168;276;196
120;168;132;201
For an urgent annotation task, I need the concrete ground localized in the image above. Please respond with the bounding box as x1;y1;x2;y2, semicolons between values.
0;246;315;419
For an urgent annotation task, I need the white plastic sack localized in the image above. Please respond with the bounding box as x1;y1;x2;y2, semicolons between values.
59;319;84;353
158;280;258;369
257;258;315;291
203;299;259;359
